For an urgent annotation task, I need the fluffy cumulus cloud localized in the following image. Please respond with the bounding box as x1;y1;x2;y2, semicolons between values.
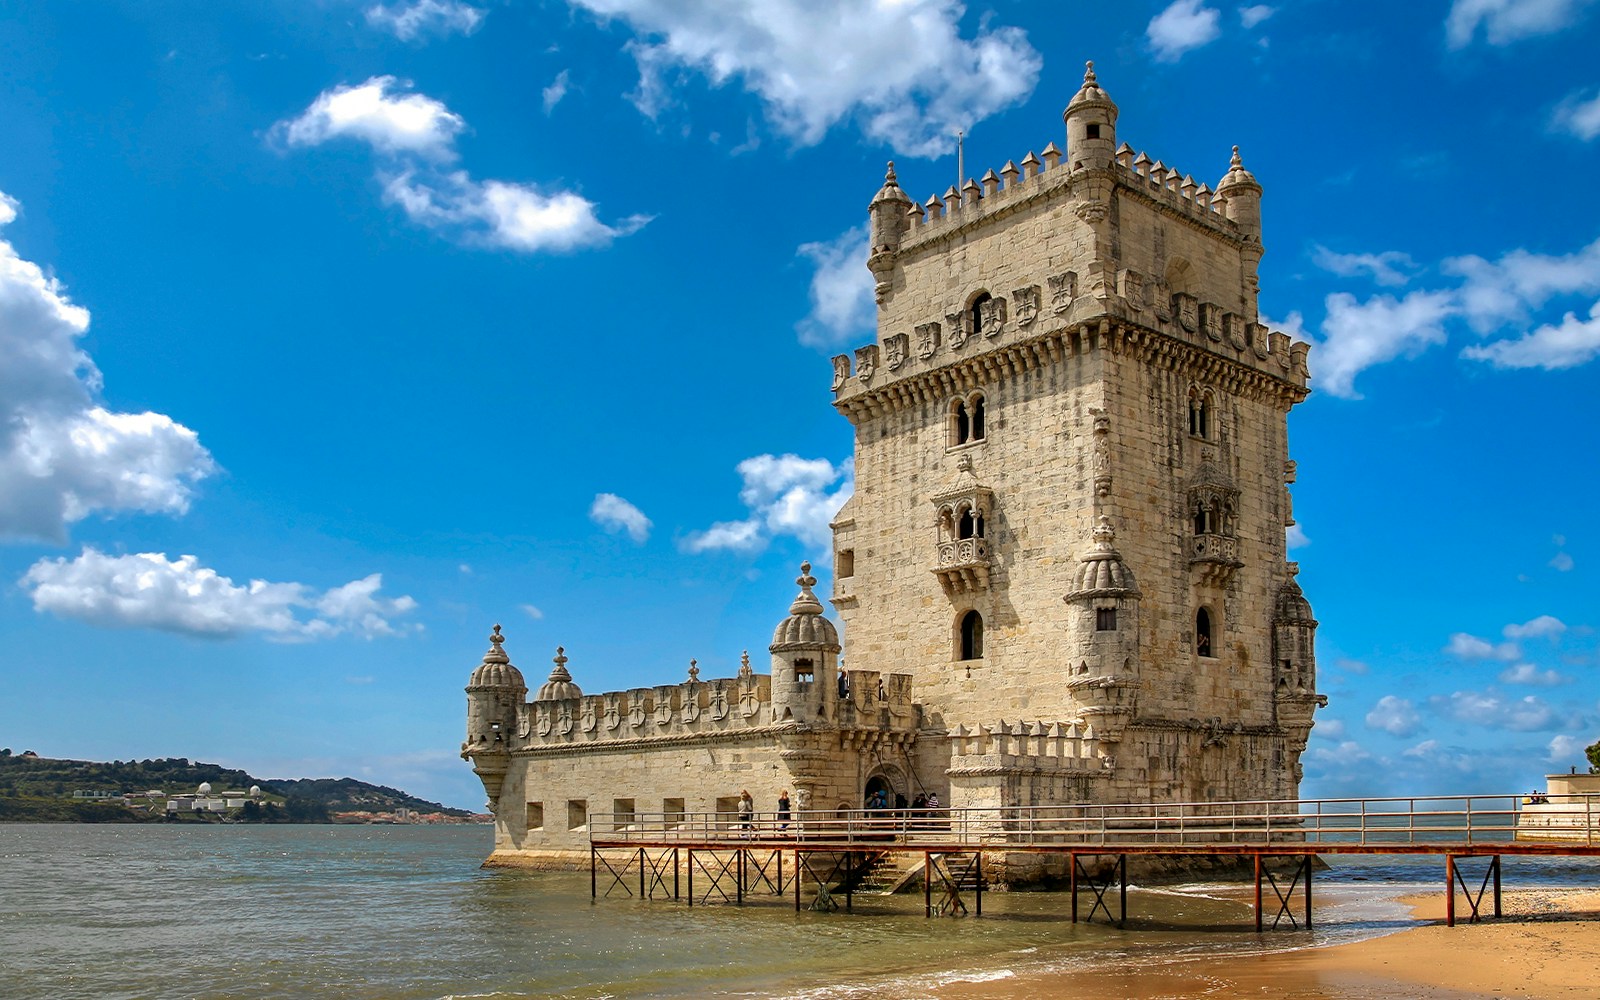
567;0;1041;157
1553;88;1600;141
365;0;485;41
1548;733;1585;763
1301;234;1600;396
683;454;853;554
275;76;647;252
1238;4;1275;28
1311;246;1417;287
1499;663;1569;686
0;191;214;543
1429;689;1574;732
1147;1;1223;62
589;492;652;543
1311;290;1455;399
21;548;417;639
1445;0;1597;48
1445;631;1521;661
542;70;571;114
1365;694;1422;737
796;225;874;348
1503;614;1567;640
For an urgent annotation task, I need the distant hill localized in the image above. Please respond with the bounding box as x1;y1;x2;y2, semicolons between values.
0;751;469;821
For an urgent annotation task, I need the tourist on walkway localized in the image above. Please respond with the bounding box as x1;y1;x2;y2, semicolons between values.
738;790;753;835
777;789;791;831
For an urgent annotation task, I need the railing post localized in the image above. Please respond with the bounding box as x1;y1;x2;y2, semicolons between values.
1253;854;1263;931
1446;854;1456;927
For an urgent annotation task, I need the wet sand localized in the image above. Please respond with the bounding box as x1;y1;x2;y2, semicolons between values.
924;889;1600;1000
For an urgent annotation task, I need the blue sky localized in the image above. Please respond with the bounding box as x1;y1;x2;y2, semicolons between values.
2;0;1599;809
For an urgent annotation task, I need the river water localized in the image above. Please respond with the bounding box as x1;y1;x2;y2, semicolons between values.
1;824;1594;1000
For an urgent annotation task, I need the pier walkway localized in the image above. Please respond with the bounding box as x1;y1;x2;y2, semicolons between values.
588;793;1600;928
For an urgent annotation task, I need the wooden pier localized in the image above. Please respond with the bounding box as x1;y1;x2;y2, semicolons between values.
588;793;1600;928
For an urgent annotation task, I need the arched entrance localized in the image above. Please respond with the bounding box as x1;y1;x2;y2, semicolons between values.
864;764;907;809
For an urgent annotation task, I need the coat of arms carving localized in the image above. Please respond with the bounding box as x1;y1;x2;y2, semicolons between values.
604;697;621;731
831;354;851;391
915;321;941;359
1120;269;1144;312
1048;271;1077;314
629;700;648;729
581;702;597;733
556;704;573;736
1151;279;1173;323
854;345;878;385
1174;293;1198;333
946;310;969;348
1201;302;1223;342
709;687;730;721
980;296;1007;339
536;706;553;737
884;333;909;371
1012;286;1040;326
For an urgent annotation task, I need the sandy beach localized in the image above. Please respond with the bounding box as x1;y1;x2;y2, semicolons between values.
925;889;1600;1000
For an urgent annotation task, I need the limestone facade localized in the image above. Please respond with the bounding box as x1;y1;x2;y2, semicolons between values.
462;62;1325;867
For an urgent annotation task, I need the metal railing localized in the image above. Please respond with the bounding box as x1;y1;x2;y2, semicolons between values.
588;793;1600;850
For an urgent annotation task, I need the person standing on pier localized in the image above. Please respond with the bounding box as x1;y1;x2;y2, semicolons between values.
777;790;791;831
738;790;754;835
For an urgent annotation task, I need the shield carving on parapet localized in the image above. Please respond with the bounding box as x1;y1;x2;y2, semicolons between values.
1013;285;1040;326
915;321;941;359
854;345;878;385
629;700;648;729
581;702;597;734
739;687;761;719
1174;293;1199;333
682;694;701;725
1048;271;1077;314
980;296;1007;338
831;354;850;391
884;333;909;371
709;687;729;721
1201;302;1224;343
1151;279;1173;323
556;704;574;736
604;697;622;731
536;706;553;737
946;311;969;348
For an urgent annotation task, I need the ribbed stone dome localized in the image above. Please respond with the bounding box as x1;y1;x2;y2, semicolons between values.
1066;516;1141;599
467;625;527;691
770;562;841;652
1066;60;1117;115
534;646;583;702
1275;574;1316;625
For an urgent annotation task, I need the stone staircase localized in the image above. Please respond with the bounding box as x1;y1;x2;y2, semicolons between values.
851;851;986;894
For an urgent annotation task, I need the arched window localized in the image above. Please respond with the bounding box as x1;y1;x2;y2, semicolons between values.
959;611;984;661
1187;387;1210;439
969;292;992;338
1195;608;1213;657
950;393;987;446
1193;504;1209;536
957;507;984;539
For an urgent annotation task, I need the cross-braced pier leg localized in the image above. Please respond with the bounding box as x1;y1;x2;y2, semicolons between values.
688;849;740;905
1446;855;1502;926
1258;855;1314;930
1070;853;1126;926
592;847;640;899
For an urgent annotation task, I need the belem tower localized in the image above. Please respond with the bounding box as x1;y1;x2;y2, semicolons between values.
462;63;1327;871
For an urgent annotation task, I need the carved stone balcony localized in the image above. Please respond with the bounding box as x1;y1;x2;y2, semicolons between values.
933;537;990;596
1190;532;1242;586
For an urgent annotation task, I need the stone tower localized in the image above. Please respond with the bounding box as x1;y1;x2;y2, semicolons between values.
828;62;1324;809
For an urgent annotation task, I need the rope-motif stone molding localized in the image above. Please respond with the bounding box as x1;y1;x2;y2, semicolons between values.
506;722;801;758
835;319;1307;424
1127;718;1288;738
947;762;1114;778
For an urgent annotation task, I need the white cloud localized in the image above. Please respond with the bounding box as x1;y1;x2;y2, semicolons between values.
1549;733;1585;763
1499;663;1569;685
1445;0;1597;48
568;0;1041;157
1311;289;1455;399
0;191;215;543
1239;4;1275;28
365;0;485;41
1446;237;1600;333
520;603;544;620
795;225;873;348
589;493;652;543
1461;301;1600;370
1285;523;1309;549
542;69;571;114
277;77;647;252
1147;1;1223;62
1333;657;1370;675
1312;245;1417;287
1553;88;1600;140
1445;631;1522;661
1365;694;1422;736
1316;717;1346;739
1503;614;1567;640
1551;551;1575;571
276;76;465;160
21;548;416;639
684;454;853;553
1431;689;1570;731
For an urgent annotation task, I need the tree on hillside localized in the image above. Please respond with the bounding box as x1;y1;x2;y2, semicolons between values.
1588;738;1600;775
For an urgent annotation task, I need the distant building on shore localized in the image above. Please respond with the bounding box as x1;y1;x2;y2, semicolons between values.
1518;772;1600;843
462;62;1326;874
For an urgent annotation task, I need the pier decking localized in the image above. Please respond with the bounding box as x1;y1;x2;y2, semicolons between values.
588;793;1600;928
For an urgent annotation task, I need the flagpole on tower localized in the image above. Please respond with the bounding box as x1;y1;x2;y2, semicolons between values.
956;129;965;196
